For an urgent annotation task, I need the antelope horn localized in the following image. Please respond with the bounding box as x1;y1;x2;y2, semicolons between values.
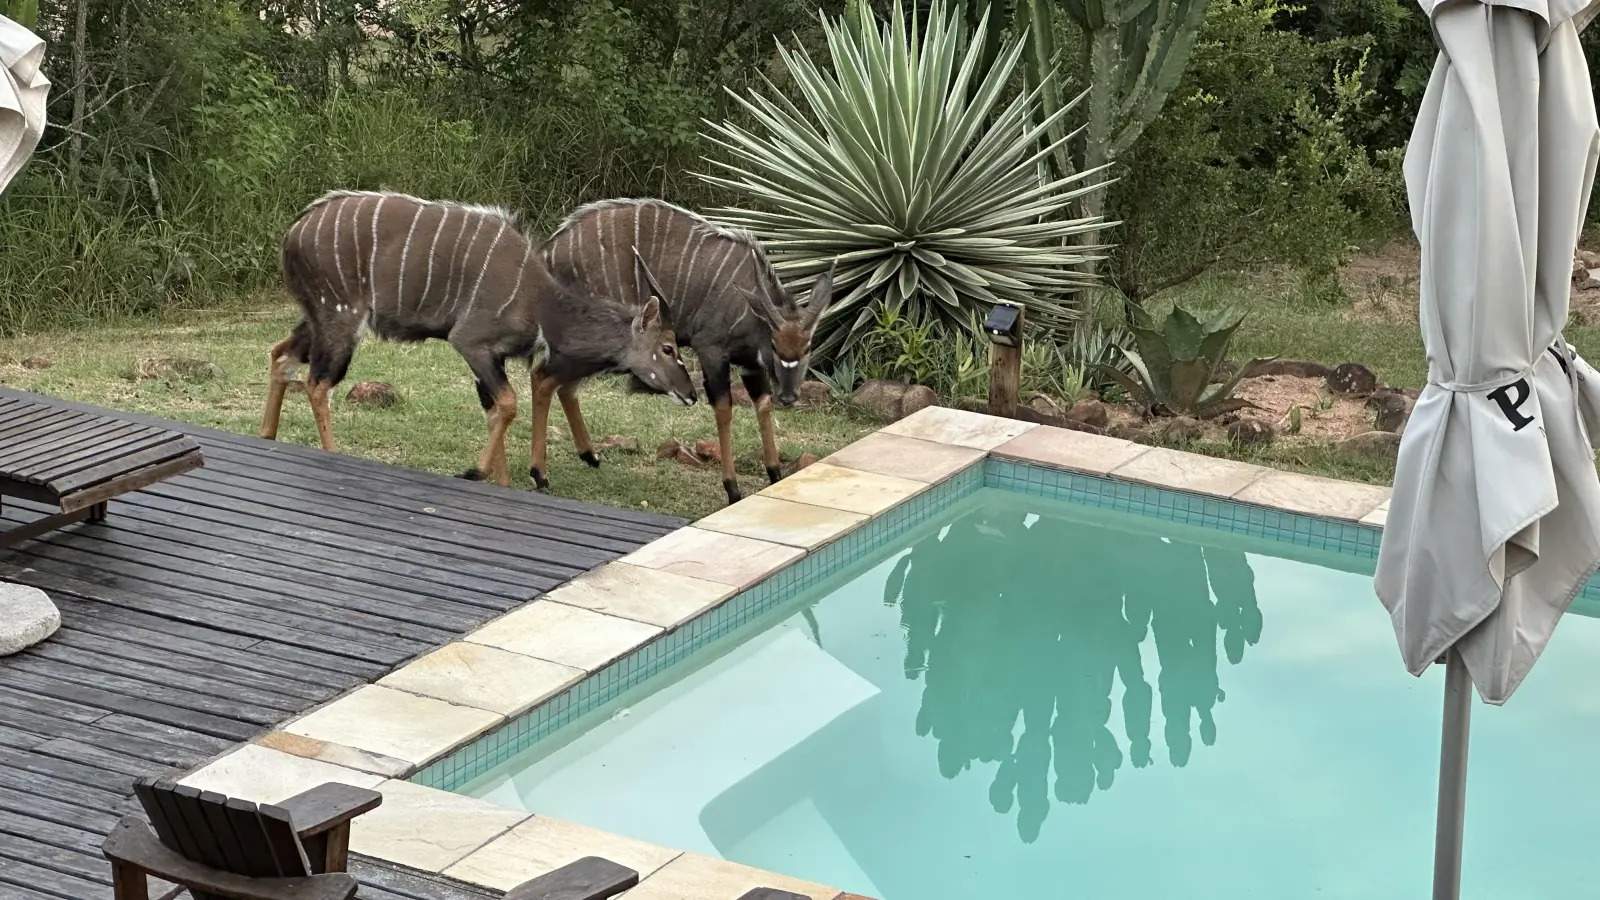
632;246;674;322
801;259;838;331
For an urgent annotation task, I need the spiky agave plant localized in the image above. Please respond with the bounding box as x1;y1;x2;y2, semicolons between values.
1096;302;1275;419
699;0;1111;359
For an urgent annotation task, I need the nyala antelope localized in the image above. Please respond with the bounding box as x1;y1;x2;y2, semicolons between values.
545;198;835;505
262;190;697;487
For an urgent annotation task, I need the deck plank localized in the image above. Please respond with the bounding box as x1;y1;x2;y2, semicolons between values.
0;387;684;900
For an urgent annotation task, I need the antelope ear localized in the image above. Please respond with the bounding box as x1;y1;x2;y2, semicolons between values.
802;261;837;332
635;296;662;333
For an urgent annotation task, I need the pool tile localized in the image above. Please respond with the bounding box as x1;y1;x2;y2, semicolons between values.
879;406;1036;450
350;779;528;872
377;642;584;718
255;731;411;779
993;425;1150;475
758;462;928;516
627;852;839;900
283;684;503;767
822;432;985;483
621;527;805;588
467;601;663;671
695;495;868;550
445;815;682;892
545;561;735;629
1235;471;1391;521
179;744;384;804
1361;500;1390;528
1110;448;1268;497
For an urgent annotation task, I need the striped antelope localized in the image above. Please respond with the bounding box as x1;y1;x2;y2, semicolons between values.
261;190;697;487
545;198;835;505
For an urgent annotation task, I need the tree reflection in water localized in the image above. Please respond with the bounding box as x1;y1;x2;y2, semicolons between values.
882;508;1263;842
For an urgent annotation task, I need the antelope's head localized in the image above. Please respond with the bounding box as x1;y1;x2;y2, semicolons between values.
749;263;836;407
623;251;697;406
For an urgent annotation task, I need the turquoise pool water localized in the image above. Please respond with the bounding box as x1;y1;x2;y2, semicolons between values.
448;476;1600;900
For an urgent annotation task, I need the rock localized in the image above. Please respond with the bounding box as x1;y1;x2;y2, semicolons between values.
0;583;60;656
901;385;938;418
798;380;832;407
1585;274;1600;292
693;439;722;463
1160;416;1205;444
1064;398;1111;429
795;452;821;471
851;379;938;422
133;356;226;383
598;435;638;453
1027;394;1066;418
345;381;399;408
20;355;52;370
1339;430;1402;463
1226;418;1275;446
730;381;753;407
1326;362;1378;397
1369;389;1415;434
1584;250;1600;268
1244;359;1331;379
655;439;702;468
1575;258;1590;286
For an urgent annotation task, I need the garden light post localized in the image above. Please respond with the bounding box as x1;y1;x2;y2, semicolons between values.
985;302;1023;417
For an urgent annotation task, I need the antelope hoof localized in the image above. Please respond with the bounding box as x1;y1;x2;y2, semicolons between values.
579;450;601;469
529;467;552;492
458;467;485;481
766;465;783;485
723;478;743;505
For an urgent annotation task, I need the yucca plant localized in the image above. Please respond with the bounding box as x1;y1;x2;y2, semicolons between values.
1096;302;1274;419
699;0;1111;359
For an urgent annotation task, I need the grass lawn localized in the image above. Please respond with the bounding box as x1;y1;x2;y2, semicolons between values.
9;244;1599;521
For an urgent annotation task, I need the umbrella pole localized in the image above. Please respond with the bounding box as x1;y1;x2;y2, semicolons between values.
1433;649;1472;900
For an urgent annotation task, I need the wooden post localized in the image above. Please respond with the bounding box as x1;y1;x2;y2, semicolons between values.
987;305;1023;418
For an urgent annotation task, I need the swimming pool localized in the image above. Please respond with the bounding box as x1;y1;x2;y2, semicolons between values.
422;457;1600;900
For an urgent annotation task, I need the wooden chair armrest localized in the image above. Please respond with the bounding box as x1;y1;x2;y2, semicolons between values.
277;783;384;838
502;856;640;900
101;817;358;900
735;891;810;900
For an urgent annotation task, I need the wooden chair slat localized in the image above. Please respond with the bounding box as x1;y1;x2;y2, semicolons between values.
195;789;254;876
169;786;232;871
257;804;313;879
136;779;210;865
50;439;196;494
0;417;142;470
224;797;287;878
0;420;152;475
101;818;359;900
31;430;177;484
132;778;186;853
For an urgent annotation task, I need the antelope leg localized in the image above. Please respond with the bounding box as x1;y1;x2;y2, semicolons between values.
558;384;600;468
261;337;297;440
742;368;782;484
474;387;518;487
528;370;559;492
307;379;336;451
714;397;740;504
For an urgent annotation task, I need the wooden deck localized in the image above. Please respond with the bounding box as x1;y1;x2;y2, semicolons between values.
0;388;686;900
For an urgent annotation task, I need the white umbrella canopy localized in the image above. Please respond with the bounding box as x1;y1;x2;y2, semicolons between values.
0;14;48;195
1377;0;1600;706
1377;1;1600;895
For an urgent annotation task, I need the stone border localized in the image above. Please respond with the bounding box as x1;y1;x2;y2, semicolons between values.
179;406;1391;900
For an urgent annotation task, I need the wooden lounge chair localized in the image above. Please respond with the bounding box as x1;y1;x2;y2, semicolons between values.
0;393;203;548
103;777;639;900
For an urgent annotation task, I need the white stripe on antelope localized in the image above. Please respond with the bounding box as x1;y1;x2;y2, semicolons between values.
261;190;698;490
544;198;836;505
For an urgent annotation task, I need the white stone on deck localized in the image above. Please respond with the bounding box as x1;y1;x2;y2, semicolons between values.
0;583;59;656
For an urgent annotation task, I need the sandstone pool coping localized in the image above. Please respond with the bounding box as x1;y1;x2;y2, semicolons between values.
180;405;1392;899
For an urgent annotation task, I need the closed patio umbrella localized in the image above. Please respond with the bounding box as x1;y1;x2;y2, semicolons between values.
1376;0;1600;896
0;13;48;194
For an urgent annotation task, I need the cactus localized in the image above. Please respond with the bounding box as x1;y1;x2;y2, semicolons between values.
3;0;39;28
